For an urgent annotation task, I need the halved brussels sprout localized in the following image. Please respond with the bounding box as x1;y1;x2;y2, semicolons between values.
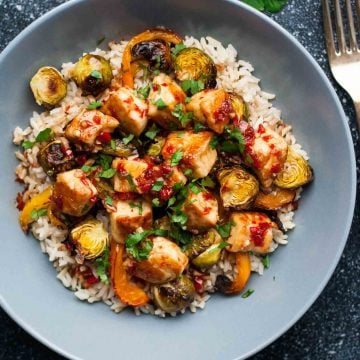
70;219;109;261
93;178;114;201
254;188;296;210
274;148;313;189
37;137;74;177
185;229;221;259
152;275;195;313
73;54;113;96
147;136;166;156
228;93;248;122
30;66;67;107
217;167;259;209
101;138;136;157
192;243;222;268
131;40;172;71
174;47;217;89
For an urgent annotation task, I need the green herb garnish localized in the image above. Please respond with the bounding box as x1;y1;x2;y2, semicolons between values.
170;150;184;166
122;133;134;145
153;98;167;109
242;0;288;13
241;288;255;298
193;122;207;133
87;100;103;110
90;70;102;79
152;198;161;207
171;43;187;57
216;222;233;239
209;136;219;149
171;104;193;127
262;255;270;269
130;201;143;215
30;208;48;221
181;79;205;95
22;128;53;149
94;248;110;284
145;123;160;140
151;180;164;192
126;174;136;191
105;196;113;206
200;177;215;188
137;84;151;100
98;168;116;178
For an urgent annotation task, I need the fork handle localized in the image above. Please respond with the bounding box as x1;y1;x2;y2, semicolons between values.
353;101;360;129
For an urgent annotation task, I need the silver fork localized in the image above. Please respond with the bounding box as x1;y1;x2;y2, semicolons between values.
323;0;360;127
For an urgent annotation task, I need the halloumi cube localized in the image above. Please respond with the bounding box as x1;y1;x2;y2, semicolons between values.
181;189;218;231
186;89;232;134
52;169;98;217
102;87;148;136
148;73;186;129
227;212;274;254
65;109;119;147
161;130;217;178
110;198;152;243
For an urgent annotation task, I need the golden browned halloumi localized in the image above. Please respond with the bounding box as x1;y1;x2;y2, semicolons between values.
65;109;119;147
101;87;148;136
246;125;288;188
161;130;217;178
112;158;149;193
126;236;188;284
110;198;152;243
227;212;275;254
181;189;218;231
148;73;186;129
52;169;98;217
186;89;232;134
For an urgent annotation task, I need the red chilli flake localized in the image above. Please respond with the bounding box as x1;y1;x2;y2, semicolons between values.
193;276;204;294
270;163;282;174
97;132;112;143
258;124;266;134
213;99;232;123
75;154;87;166
123;97;133;104
159;185;173;201
93;115;102;125
249;222;271;247
203;207;211;215
16;192;25;211
202;192;214;201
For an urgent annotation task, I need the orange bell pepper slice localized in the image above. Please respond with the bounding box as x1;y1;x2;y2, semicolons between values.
110;241;149;307
19;186;53;232
228;252;251;294
121;28;182;88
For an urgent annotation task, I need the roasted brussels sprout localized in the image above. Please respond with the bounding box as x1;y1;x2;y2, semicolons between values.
185;229;221;259
153;216;171;231
192;243;222;268
131;40;172;71
217;167;259;209
147;136;166;156
228;93;248;122
70;218;109;261
152;275;195;313
174;47;217;89
37;137;74;177
93;177;114;201
274;148;313;189
254;188;296;210
73;54;113;96
30;66;67;107
101;138;136;157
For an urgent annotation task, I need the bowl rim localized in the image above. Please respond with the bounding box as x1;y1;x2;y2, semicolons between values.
0;0;357;359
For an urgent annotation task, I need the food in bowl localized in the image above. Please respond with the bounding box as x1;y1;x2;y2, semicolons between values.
13;28;313;316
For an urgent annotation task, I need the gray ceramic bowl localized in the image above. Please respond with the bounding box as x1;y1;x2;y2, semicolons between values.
0;0;356;359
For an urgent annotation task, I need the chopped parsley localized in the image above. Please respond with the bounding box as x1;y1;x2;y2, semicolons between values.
170;211;188;226
209;241;230;253
200;177;215;189
184;168;193;177
216;222;233;239
209;136;219;149
130;201;143;215
96;153;113;170
98;168;116;178
105;196;113;206
30;208;48;220
122;133;134;145
262;255;270;269
171;104;193;127
242;0;288;13
151;180;164;192
126;174;137;191
185;96;192;104
189;182;201;195
193;122;207;133
171;43;187;57
137;84;151;100
241;288;255;298
22;128;53;149
170;150;184;166
145;123;160;140
181;79;205;95
90;70;102;79
152;198;161;207
153;98;167;109
87;100;103;110
81;165;97;173
110;139;116;150
168;224;192;246
167;196;176;208
94;248;110;284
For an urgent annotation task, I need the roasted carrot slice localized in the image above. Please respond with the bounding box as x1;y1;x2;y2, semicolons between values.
228;252;251;294
19;186;53;232
254;188;296;210
121;28;182;88
110;241;149;307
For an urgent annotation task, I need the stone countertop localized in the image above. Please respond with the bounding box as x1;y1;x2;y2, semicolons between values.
0;0;359;359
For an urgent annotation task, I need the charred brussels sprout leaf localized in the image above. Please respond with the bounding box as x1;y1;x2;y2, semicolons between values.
70;219;110;261
152;275;195;313
37;137;75;177
131;40;172;72
217;167;259;209
30;66;67;107
101;138;136;157
228;93;248;122
73;54;113;96
274;148;313;189
185;229;221;259
175;47;217;89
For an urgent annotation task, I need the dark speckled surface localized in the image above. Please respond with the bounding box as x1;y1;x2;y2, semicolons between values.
0;0;359;359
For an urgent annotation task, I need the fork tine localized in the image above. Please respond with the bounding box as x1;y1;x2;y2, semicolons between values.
322;0;337;58
335;0;347;53
356;0;360;34
346;0;358;51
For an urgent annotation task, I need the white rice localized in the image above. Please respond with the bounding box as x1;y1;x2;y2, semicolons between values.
13;35;307;317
